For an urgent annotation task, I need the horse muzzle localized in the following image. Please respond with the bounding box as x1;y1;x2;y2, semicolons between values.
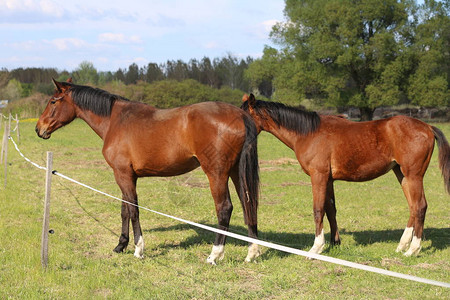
35;126;51;139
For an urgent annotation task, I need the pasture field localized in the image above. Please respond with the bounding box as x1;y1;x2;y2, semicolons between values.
1;120;449;299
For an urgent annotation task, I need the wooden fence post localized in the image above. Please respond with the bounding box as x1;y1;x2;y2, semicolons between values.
1;121;4;164
2;119;9;187
41;151;53;269
15;114;20;143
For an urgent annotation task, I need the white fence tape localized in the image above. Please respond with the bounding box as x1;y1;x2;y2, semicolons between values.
7;136;450;288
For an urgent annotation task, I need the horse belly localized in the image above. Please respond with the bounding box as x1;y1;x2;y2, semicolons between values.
134;155;200;177
331;155;395;182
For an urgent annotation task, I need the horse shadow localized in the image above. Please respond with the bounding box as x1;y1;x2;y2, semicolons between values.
144;224;449;259
71;191;448;258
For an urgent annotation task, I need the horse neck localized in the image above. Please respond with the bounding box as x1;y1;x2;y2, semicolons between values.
264;121;302;150
75;107;111;140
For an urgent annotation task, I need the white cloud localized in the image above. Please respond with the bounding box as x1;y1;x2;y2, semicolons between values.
204;41;220;49
262;19;278;33
0;0;65;22
98;33;142;44
47;38;88;50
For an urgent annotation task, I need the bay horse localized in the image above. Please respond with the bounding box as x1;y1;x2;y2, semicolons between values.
35;78;261;265
242;94;449;256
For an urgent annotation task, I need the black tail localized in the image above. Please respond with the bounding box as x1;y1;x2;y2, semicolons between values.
432;126;450;194
238;114;259;225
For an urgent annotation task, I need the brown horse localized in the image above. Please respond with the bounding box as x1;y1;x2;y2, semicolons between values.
35;78;261;264
242;94;449;256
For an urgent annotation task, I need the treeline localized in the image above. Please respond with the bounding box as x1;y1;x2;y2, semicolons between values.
0;53;253;102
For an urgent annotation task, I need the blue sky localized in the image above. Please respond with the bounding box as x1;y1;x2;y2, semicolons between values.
0;0;285;71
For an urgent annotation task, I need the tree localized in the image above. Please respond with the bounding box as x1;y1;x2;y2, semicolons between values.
249;0;420;120
1;79;23;101
165;60;189;81
72;61;99;85
199;57;220;88
144;63;164;83
408;0;449;107
245;46;279;97
125;63;139;85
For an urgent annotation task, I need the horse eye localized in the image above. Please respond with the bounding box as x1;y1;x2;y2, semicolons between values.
51;100;56;104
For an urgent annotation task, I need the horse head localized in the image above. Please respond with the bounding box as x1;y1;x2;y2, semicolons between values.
241;93;265;131
35;78;77;139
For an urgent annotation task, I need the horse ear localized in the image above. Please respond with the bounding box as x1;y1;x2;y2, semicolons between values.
67;77;73;83
248;93;256;107
242;94;249;102
52;78;62;92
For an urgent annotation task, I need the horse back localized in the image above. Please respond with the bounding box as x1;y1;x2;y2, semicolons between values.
299;115;435;181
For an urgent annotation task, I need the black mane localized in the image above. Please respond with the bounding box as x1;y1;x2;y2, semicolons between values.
68;84;129;116
242;100;320;135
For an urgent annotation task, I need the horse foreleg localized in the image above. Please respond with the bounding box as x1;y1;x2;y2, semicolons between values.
114;170;144;258
206;176;233;265
130;197;144;259
325;181;340;246
114;202;130;253
309;174;328;255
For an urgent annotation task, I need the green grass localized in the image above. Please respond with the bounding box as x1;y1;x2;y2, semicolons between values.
1;119;449;299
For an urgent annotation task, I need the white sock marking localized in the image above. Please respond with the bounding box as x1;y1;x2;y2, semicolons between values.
134;236;145;259
245;243;261;262
309;229;325;254
404;236;422;256
396;227;413;253
206;245;224;265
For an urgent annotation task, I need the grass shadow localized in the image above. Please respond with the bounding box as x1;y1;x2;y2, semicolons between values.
144;223;449;258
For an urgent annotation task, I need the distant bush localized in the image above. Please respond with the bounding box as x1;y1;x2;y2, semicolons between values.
103;79;246;108
2;79;253;118
4;93;48;118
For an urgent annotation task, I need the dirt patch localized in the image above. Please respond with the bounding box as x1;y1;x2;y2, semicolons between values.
260;158;298;166
281;181;311;187
381;258;404;267
413;261;449;270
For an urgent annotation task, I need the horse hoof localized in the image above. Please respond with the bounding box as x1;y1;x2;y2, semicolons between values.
206;256;217;265
396;245;408;253
331;239;341;246
113;245;127;253
404;247;421;257
404;236;421;256
245;243;261;262
206;245;224;265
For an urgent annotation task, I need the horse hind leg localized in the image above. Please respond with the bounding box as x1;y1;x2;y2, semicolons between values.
393;166;414;252
405;181;427;257
230;168;260;262
325;182;340;246
205;174;233;265
393;166;427;256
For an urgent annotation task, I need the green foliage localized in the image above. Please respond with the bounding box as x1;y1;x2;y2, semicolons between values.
5;93;48;118
102;79;245;108
408;0;450;107
1;79;23;101
72;61;99;85
246;0;449;120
